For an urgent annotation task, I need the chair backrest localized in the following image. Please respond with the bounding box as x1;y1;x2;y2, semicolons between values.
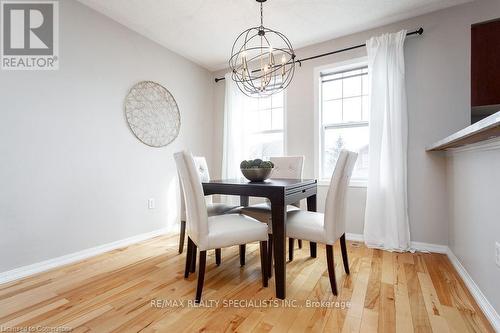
269;156;305;207
270;156;304;179
194;157;211;183
174;151;209;249
179;156;213;221
323;150;358;244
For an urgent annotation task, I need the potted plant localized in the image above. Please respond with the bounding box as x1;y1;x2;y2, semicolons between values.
240;159;274;182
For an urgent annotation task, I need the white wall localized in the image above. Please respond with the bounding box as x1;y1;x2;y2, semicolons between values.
447;143;500;313
0;0;214;272
212;0;500;247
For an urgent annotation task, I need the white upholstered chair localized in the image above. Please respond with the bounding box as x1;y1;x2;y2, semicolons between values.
240;156;304;273
174;151;269;302
178;156;240;255
286;150;357;295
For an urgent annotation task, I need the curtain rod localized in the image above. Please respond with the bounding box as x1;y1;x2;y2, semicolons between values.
214;27;423;83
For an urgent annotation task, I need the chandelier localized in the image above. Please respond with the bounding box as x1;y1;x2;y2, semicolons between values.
229;0;296;97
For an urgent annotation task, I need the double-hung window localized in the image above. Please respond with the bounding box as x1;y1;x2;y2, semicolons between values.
319;64;369;182
243;91;285;160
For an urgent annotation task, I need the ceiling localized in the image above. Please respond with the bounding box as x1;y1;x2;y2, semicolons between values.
78;0;471;71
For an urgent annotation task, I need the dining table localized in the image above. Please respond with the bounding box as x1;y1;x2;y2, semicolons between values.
202;178;318;299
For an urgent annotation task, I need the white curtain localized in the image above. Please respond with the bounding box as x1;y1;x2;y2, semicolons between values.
222;72;248;180
363;30;411;251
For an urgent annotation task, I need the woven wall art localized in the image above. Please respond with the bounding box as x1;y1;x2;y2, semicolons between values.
124;81;181;147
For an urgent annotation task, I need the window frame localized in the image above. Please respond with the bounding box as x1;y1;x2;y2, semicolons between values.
314;57;369;187
243;89;287;159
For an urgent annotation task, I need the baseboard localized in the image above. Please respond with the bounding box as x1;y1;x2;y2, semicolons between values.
0;227;168;285
410;241;448;254
345;233;448;254
345;233;364;242
446;248;500;332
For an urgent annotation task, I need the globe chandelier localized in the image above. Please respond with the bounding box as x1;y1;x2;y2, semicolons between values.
229;0;296;97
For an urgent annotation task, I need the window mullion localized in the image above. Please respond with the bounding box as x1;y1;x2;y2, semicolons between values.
341;76;344;122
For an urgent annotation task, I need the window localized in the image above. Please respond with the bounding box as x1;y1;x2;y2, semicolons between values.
242;91;285;160
319;64;369;181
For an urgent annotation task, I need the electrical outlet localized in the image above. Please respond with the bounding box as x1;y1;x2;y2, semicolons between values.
148;198;155;209
496;242;500;268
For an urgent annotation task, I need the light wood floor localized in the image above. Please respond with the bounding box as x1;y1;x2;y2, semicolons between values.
0;233;493;332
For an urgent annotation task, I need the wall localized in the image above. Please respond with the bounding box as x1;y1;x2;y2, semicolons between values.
446;142;500;314
212;0;500;246
0;0;214;272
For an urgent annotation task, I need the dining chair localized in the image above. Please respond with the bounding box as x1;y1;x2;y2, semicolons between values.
174;151;269;302
285;149;357;295
178;156;240;255
240;156;304;274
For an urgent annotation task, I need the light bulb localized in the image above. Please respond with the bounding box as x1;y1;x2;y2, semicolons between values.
268;46;274;67
281;54;286;78
241;51;248;71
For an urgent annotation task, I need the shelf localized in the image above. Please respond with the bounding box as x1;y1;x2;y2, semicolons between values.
427;111;500;151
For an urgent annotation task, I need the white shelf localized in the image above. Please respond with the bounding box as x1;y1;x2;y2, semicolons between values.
426;111;500;151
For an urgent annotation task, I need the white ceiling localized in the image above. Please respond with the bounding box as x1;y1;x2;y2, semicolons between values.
78;0;471;71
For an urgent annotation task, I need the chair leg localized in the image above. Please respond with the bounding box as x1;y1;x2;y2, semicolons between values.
184;237;193;278
239;244;246;266
178;220;186;254
267;234;273;278
326;245;338;295
288;238;294;261
259;241;269;287
340;234;350;275
298;239;302;249
215;248;221;266
310;242;317;258
195;251;207;303
190;243;197;273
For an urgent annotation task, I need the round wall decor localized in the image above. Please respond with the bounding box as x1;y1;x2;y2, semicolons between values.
124;81;181;147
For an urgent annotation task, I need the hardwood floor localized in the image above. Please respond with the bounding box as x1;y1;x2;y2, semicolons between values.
0;233;493;332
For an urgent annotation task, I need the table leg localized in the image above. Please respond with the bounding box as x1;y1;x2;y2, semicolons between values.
240;196;249;207
238;196;249;263
307;194;317;211
271;197;286;299
239;244;246;266
307;194;317;258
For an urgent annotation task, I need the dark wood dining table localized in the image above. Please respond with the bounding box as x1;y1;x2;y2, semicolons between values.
202;178;318;299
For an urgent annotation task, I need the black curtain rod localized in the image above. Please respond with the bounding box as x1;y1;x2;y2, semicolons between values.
214;27;423;83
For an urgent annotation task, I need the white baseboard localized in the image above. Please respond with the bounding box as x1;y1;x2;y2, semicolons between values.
0;227;168;285
446;248;500;332
410;241;448;254
345;233;448;253
345;233;364;242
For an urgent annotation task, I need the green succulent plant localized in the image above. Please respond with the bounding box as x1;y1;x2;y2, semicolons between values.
251;159;263;167
240;160;251;169
259;161;273;169
240;159;274;169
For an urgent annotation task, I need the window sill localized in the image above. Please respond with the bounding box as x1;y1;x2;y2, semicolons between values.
317;179;367;188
